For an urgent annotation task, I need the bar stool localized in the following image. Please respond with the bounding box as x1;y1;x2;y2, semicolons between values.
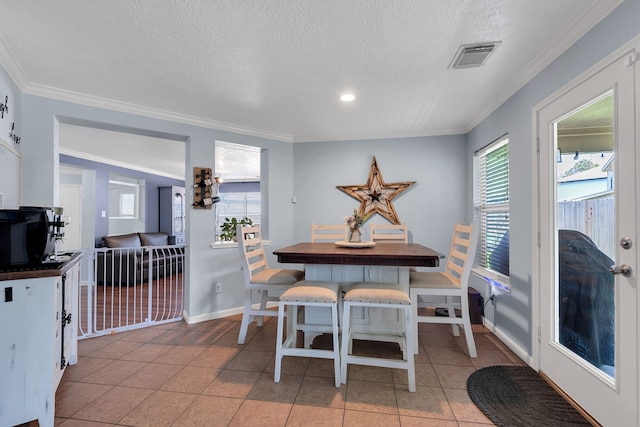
340;282;416;392
274;280;342;388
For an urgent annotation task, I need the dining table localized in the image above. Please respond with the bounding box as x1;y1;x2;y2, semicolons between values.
273;241;444;346
274;241;442;284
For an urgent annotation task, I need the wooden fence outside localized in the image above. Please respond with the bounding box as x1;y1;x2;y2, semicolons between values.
558;198;615;259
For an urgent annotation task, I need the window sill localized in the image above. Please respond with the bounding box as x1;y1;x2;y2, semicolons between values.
210;240;271;249
472;267;511;293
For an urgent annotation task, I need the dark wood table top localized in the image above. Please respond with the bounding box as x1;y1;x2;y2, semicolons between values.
274;242;443;267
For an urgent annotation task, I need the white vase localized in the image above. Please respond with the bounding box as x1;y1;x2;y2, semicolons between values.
349;228;361;243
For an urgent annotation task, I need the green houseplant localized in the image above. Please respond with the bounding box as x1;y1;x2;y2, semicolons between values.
219;217;253;242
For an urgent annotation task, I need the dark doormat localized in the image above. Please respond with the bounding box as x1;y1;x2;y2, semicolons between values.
467;365;592;426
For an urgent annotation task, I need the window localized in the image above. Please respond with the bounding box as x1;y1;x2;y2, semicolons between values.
108;174;145;235
109;179;140;218
215;191;261;240
474;136;509;280
214;141;262;242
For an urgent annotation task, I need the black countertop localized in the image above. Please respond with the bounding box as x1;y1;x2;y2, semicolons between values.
0;252;83;281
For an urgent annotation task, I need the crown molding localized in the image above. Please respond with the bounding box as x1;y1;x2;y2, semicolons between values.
466;0;624;135
0;34;29;89
24;83;295;143
292;127;463;143
1;0;624;146
60;147;185;181
0;39;296;143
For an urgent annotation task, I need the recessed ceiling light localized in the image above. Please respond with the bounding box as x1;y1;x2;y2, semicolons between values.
340;93;356;102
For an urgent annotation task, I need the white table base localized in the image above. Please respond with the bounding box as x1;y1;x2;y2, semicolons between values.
302;265;410;347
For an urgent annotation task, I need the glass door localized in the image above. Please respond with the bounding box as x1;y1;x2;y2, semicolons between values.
537;51;637;426
555;93;615;377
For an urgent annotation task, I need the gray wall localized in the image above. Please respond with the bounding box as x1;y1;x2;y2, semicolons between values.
60;153;185;246
465;0;640;354
17;95;296;321
2;0;639;351
292;135;468;259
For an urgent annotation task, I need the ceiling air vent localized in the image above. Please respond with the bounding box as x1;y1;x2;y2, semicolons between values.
449;42;501;69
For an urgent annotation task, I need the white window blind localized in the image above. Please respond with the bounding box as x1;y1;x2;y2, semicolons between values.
474;136;509;277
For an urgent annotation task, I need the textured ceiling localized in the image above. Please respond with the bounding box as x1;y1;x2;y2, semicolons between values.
0;0;622;144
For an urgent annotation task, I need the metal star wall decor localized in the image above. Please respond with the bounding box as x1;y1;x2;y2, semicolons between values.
337;156;415;224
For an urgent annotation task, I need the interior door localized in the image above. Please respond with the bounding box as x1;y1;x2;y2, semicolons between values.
537;51;637;425
59;184;82;251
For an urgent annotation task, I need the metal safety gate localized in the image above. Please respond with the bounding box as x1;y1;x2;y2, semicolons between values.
77;245;185;339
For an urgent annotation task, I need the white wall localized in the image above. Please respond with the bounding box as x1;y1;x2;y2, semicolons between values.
0;62;22;208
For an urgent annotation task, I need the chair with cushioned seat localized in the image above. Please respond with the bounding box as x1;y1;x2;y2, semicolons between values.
237;224;305;345
274;280;342;387
409;222;479;357
340;282;416;392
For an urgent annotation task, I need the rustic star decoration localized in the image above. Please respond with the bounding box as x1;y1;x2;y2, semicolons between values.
336;156;415;224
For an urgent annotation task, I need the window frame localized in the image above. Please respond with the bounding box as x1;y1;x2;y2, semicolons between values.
108;178;142;220
472;135;511;292
214;191;261;243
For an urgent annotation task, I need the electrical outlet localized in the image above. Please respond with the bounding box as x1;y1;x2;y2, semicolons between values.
215;283;222;294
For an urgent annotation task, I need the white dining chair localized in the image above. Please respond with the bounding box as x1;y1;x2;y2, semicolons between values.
370;223;408;243
409;222;479;356
236;224;305;345
311;223;347;242
275;280;342;387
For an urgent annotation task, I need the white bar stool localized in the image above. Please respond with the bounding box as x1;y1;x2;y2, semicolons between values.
340;282;416;392
274;280;342;388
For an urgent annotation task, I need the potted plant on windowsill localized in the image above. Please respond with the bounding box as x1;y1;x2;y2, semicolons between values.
219;217;253;242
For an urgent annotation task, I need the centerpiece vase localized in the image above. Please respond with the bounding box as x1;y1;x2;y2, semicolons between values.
349;228;361;243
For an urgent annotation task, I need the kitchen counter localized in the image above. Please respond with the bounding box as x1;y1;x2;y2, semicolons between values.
0;252;83;281
0;252;82;427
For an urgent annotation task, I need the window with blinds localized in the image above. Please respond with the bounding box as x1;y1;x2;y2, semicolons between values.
474;136;509;277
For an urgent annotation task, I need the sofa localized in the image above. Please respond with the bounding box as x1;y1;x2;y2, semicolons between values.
96;232;184;286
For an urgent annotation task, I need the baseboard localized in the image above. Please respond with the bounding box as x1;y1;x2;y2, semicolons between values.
184;301;279;324
483;317;534;367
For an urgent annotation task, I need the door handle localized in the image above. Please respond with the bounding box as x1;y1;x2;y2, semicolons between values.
610;264;632;277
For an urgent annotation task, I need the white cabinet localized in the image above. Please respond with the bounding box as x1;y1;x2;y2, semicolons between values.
0;259;80;427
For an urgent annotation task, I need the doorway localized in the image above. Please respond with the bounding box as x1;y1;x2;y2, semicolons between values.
536;50;637;425
59;184;82;251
